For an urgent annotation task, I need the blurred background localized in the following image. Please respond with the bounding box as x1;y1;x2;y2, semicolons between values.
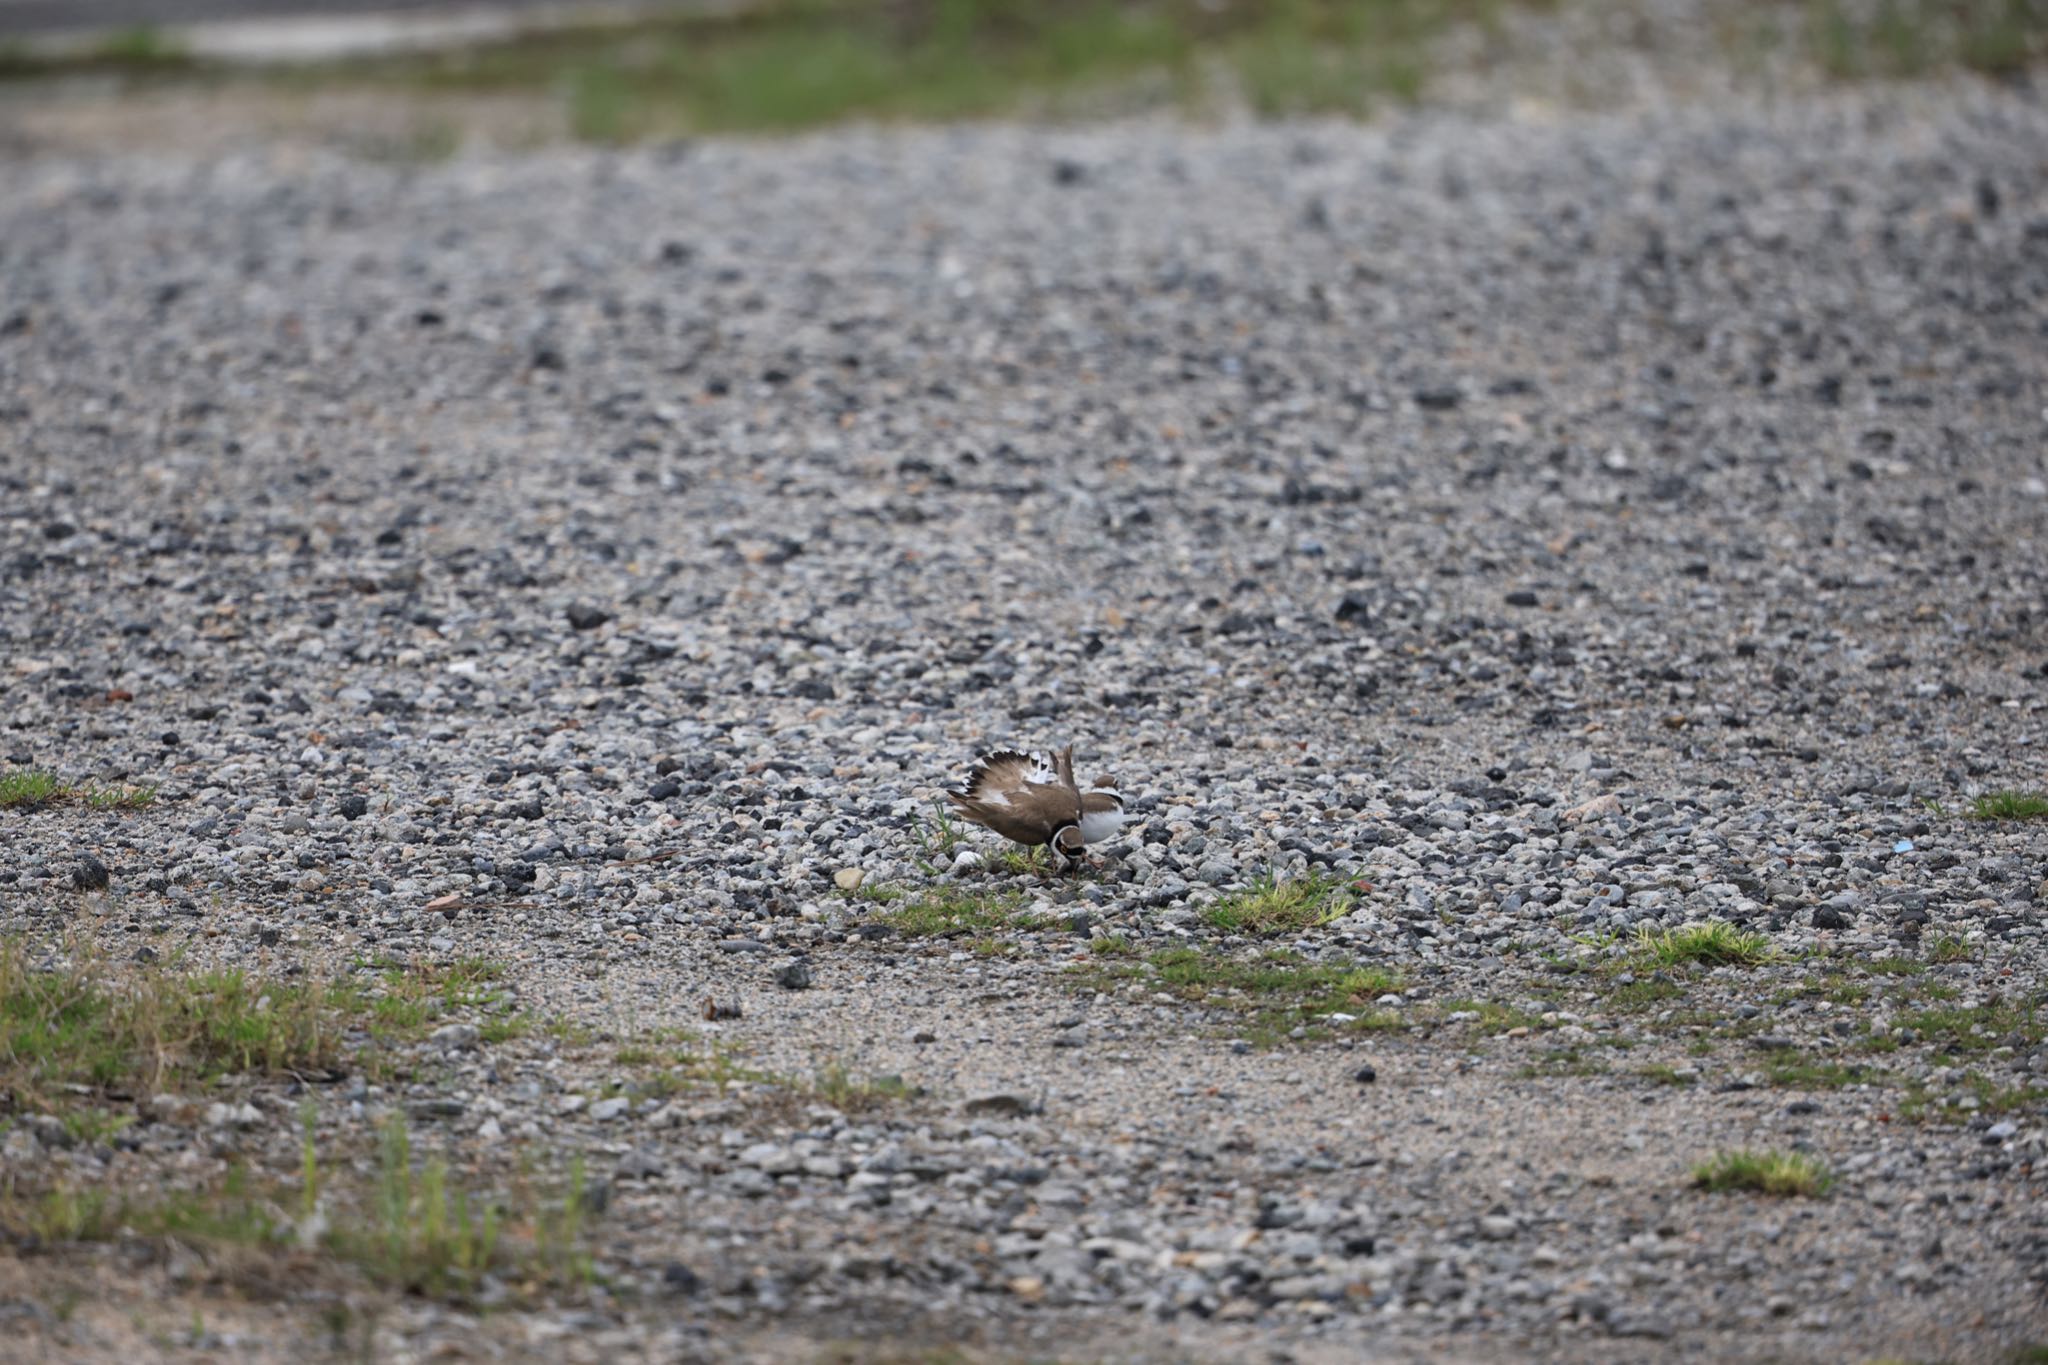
1;0;2042;150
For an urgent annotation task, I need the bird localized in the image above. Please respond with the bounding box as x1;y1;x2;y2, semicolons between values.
1077;774;1127;846
946;744;1122;871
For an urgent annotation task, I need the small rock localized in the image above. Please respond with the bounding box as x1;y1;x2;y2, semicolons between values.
428;1023;480;1050
739;1142;799;1174
71;855;110;891
565;604;612;631
1609;1313;1675;1340
616;1151;664;1180
1561;793;1623;823
590;1097;630;1122
406;1099;466;1121
834;867;865;893
776;959;813;990
204;1101;262;1130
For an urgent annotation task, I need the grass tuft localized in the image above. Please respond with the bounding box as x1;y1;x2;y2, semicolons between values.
1926;933;1974;964
909;799;967;874
1691;1147;1834;1198
1967;790;2048;821
1081;945;1401;1045
0;0;2042;140
0;770;61;808
810;1063;918;1113
874;887;1030;937
1632;920;1775;969
1203;871;1356;934
0;768;157;811
1;941;526;1122
0;941;352;1107
0;1118;598;1304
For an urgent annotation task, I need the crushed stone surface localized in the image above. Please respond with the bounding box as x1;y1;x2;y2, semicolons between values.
1;77;2046;1363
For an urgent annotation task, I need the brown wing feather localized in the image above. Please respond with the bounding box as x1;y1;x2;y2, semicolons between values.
948;747;1082;846
959;750;1040;802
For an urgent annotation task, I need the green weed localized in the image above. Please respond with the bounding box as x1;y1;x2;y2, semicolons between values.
1968;790;2048;821
874;887;1030;937
1632;920;1775;969
1203;871;1356;935
1692;1148;1833;1198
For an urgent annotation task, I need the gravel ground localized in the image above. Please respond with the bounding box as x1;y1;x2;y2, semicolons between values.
1;73;2047;1364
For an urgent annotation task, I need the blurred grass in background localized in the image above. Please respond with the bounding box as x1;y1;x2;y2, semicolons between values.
379;0;1498;139
0;0;2041;140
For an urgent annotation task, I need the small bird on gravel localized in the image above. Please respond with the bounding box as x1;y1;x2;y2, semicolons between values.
946;745;1125;871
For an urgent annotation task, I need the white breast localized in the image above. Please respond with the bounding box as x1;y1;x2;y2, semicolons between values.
1078;808;1127;844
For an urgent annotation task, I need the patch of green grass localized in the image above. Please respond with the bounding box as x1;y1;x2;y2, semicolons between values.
541;1015;597;1047
0;25;194;80
7;1163;280;1248
1899;1072;2048;1124
1;1117;600;1304
1764;1057;1887;1090
909;799;968;875
1203;871;1356;935
1897;996;2043;1055
609;1034;770;1098
874;887;1031;938
1606;977;1687;1011
83;782;158;810
0;768;158;812
0;940;355;1108
1085;945;1402;1045
1927;934;1975;964
1516;1047;1609;1078
1437;999;1548;1033
1968;790;2048;821
1638;1063;1697;1086
0;0;1501;137
1089;935;1136;957
810;1063;919;1113
0;770;62;808
1799;972;1872;1005
989;846;1053;875
59;1107;136;1146
92;25;186;65
1807;0;2047;80
362;957;513;1043
1631;920;1775;969
0;942;527;1126
339;1117;505;1296
1859;955;1927;977
1691;1148;1834;1198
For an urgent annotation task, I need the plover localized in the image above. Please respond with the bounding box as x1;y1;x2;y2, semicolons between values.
947;744;1122;871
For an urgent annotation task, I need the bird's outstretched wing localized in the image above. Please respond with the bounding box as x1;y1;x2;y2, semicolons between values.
947;747;1083;843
